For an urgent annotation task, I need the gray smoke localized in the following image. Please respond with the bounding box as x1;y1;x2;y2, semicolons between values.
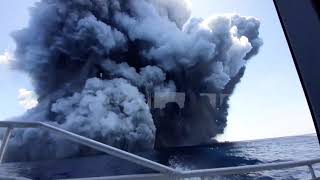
52;78;155;150
5;0;262;161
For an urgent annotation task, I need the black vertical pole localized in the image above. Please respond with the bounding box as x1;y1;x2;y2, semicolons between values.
273;0;320;142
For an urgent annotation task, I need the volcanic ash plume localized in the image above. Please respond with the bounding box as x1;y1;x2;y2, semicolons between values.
5;0;262;161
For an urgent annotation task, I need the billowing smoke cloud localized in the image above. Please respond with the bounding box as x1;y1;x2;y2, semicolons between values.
5;0;262;161
52;78;155;150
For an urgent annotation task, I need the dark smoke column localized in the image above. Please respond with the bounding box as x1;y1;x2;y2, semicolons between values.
6;0;262;161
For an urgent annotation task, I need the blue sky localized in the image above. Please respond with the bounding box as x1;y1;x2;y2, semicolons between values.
0;0;316;141
0;0;38;120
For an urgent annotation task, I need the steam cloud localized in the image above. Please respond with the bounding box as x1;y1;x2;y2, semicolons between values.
5;0;262;161
0;50;14;65
18;89;38;110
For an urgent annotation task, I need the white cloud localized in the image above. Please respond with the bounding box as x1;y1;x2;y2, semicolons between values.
18;89;38;110
0;50;14;65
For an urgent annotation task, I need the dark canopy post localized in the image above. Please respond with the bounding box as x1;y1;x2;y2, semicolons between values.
274;0;320;141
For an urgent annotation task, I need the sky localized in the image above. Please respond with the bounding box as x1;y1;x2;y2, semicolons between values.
0;0;317;141
0;0;38;120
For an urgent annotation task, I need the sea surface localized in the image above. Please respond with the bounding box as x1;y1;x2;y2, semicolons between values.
0;134;319;179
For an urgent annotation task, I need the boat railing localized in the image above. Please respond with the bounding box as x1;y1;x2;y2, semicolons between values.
0;121;319;180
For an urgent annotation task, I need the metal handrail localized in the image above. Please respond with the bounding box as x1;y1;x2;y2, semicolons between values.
0;121;319;180
0;121;177;174
180;158;320;178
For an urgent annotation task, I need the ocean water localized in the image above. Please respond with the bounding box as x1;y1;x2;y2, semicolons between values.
0;134;319;179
